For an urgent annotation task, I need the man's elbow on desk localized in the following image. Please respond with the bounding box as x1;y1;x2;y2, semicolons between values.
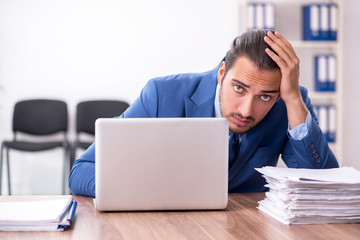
68;160;96;197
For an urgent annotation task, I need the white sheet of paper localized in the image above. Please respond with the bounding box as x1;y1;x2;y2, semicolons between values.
0;197;72;223
256;166;360;183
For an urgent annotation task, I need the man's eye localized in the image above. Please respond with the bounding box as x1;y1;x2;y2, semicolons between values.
233;85;244;93
260;95;271;102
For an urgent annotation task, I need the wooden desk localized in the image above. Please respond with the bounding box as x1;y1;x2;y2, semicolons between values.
0;193;359;239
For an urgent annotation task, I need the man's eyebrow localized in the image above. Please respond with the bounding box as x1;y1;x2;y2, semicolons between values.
232;79;250;88
261;89;280;94
232;78;279;94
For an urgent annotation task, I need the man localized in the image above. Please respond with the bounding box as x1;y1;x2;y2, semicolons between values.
69;30;339;197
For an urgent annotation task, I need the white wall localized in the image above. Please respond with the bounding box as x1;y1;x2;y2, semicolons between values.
0;0;237;194
342;0;360;171
1;0;359;195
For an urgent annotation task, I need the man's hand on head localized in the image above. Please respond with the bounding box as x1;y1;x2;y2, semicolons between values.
263;31;300;102
264;31;307;130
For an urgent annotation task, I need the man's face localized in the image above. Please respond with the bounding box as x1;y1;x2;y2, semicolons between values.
217;56;281;134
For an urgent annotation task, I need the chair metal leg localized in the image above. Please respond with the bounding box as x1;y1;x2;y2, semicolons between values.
62;148;65;195
72;139;80;168
70;143;74;170
6;147;11;195
62;145;70;195
0;143;3;195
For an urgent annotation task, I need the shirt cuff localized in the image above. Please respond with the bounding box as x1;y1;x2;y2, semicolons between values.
288;110;312;140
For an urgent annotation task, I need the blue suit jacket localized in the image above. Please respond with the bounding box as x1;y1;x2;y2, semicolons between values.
69;63;339;197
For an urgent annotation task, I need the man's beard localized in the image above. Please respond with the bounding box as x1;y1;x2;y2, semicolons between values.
223;112;255;134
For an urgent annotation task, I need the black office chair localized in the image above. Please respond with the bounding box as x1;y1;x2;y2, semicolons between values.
0;99;69;195
71;100;130;166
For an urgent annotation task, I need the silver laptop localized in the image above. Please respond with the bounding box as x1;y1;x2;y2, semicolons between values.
94;118;228;211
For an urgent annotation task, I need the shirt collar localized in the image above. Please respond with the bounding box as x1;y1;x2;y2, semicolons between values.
214;83;222;118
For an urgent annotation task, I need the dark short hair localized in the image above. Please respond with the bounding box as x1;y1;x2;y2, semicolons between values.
223;30;280;80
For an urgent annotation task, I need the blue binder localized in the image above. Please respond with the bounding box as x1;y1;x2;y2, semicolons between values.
314;54;337;92
247;2;275;30
329;3;338;41
327;105;336;143
263;3;275;30
315;104;336;143
319;4;329;40
303;4;320;41
303;3;338;41
315;105;328;141
315;54;328;91
327;54;337;91
247;3;257;30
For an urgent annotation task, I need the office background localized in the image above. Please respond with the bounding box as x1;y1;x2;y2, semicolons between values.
0;0;359;195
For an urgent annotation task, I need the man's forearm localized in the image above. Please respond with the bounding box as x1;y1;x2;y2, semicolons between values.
284;94;308;130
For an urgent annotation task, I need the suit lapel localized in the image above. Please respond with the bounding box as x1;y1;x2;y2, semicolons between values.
184;68;218;118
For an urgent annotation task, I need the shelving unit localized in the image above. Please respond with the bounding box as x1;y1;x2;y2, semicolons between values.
238;0;343;165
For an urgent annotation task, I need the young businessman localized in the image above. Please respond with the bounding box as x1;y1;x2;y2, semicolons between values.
69;30;339;197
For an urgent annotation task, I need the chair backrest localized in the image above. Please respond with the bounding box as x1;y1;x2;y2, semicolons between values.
76;100;130;135
13;99;68;135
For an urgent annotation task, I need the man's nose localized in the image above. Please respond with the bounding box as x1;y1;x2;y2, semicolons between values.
238;96;254;118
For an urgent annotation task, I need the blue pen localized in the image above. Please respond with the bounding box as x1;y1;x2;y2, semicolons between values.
67;201;78;223
58;200;77;230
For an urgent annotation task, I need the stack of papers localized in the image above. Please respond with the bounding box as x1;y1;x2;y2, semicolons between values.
255;166;360;225
0;196;77;231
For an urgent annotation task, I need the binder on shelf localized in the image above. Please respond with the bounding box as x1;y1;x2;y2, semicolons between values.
303;4;338;41
314;54;337;92
314;104;336;143
316;105;328;140
329;3;338;41
264;3;275;30
303;4;320;40
315;54;327;91
328;105;336;143
247;3;255;30
328;54;337;91
255;3;264;29
320;4;329;40
247;2;275;30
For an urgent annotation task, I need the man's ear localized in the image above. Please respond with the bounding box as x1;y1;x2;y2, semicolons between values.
217;61;226;85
